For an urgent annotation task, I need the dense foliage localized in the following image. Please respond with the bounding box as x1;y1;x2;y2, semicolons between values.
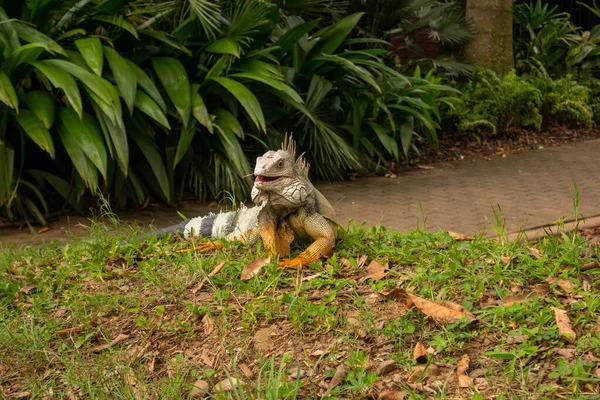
0;0;462;224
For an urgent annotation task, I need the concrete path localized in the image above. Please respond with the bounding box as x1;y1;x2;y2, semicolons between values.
1;139;599;245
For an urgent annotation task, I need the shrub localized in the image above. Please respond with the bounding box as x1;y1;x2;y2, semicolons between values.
450;69;543;135
529;68;594;128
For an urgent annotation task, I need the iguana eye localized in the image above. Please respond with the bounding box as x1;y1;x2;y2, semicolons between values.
277;160;283;167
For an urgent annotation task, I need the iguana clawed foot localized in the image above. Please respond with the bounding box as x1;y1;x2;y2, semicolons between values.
177;240;224;253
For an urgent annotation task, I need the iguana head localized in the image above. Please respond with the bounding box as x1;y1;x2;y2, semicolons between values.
252;135;312;208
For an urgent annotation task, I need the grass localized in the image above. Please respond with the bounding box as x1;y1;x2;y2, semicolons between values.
1;214;600;399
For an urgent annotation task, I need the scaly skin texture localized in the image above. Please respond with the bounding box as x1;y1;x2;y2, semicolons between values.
192;135;338;268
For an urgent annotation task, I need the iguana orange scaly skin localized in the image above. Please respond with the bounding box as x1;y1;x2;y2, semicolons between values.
166;136;338;268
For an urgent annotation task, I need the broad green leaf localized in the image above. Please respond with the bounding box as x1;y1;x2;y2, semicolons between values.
92;15;139;39
205;55;227;80
307;13;363;59
210;77;265;132
139;30;191;55
0;71;18;110
342;38;390;46
15;110;54;157
11;21;65;55
134;90;170;129
192;84;212;133
75;38;103;76
92;102;129;176
23;194;47;226
57;29;86;41
30;60;82;117
58;108;108;181
57;122;99;192
125;60;166;112
206;37;240;57
312;54;380;91
306;74;332;111
23;91;55;129
230;71;303;104
367;121;399;162
104;46;136;114
214;108;243;138
0;141;15;206
174;122;196;167
2;43;44;73
129;129;170;201
28;169;86;213
43;59;122;125
66;49;92;70
152;57;191;125
399;120;414;158
274;19;320;54
214;109;250;177
85;87;121;129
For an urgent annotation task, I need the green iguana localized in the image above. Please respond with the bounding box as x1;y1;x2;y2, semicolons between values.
129;136;338;268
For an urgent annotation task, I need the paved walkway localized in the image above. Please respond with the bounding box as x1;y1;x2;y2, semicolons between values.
1;139;599;245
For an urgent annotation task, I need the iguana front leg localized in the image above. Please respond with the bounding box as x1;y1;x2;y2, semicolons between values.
278;213;335;269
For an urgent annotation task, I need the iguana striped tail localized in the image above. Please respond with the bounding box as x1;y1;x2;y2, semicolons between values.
121;206;261;244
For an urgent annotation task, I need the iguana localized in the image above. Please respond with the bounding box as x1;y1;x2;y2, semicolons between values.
129;136;338;268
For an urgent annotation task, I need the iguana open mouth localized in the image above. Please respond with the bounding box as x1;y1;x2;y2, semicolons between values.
255;175;281;183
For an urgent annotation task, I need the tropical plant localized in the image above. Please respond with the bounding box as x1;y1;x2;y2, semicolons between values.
0;0;458;225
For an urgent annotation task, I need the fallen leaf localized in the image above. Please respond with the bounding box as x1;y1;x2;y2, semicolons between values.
190;379;210;398
329;365;350;389
500;293;535;306
358;260;388;283
379;288;476;324
456;354;471;388
582;261;598;271
215;377;244;392
448;231;471;241
92;333;130;352
38;226;51;234
551;307;577;344
191;261;226;294
240;257;270;281
199;348;214;367
18;284;37;294
376;359;397;375
528;247;542;259
500;256;513;264
356;254;368;268
532;283;551;296
417;164;434;170
202;314;214;336
302;273;322;282
239;363;253;378
311;349;325;357
557;279;577;293
378;389;406;400
413;341;428;363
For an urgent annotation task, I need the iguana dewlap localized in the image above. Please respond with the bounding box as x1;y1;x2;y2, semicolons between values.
131;136;338;268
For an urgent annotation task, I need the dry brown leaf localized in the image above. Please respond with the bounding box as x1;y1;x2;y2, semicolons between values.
18;284;37;294
378;389;406;400
311;349;325;357
57;324;87;338
500;255;513;264
551;307;577;344
357;254;368;268
500;293;534;306
38;226;51;234
413;341;428;364
416;164;434;170
380;288;476;324
302;273;322;282
528;247;542;259
240;257;270;281
122;368;146;400
582;261;598;271
556;279;577;293
202;314;214;336
448;231;471;241
239;363;253;378
456;355;472;388
92;333;130;352
359;260;388;283
532;283;551;296
199;348;214;367
328;365;350;389
191;261;227;294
